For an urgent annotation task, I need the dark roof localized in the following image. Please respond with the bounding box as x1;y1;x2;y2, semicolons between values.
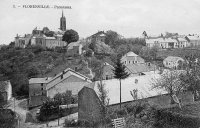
125;63;156;74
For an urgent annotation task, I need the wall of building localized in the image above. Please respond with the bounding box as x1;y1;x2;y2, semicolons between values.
29;83;47;107
121;56;145;65
47;75;91;98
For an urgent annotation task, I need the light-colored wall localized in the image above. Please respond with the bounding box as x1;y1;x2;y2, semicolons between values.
163;58;184;69
121;56;145;65
45;39;65;48
47;75;91;98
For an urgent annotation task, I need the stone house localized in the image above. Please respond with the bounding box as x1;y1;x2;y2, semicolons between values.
121;51;145;65
163;56;184;69
0;81;12;101
185;35;200;47
28;68;92;108
145;37;178;49
67;41;83;56
87;31;106;43
176;37;189;48
101;62;115;80
46;68;92;98
28;77;50;108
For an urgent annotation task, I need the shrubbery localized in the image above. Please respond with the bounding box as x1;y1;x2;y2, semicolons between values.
154;109;200;128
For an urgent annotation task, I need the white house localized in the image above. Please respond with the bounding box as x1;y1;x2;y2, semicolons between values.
145;38;178;49
121;51;145;65
185;35;200;47
176;37;189;48
163;56;184;69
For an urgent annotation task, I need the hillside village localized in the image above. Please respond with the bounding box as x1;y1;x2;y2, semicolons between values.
1;11;200;128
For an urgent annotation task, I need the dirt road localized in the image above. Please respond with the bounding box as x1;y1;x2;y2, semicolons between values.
8;98;78;128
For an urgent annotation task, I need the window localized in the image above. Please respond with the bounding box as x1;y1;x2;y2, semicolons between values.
61;74;63;79
41;88;43;91
135;61;137;63
129;61;130;64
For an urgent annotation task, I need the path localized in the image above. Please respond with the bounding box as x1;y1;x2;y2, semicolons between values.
8;98;78;128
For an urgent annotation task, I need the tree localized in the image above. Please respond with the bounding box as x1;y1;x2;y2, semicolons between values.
62;29;79;52
113;57;130;108
152;70;186;104
105;30;120;47
179;54;200;100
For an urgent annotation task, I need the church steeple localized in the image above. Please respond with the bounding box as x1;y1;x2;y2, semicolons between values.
60;10;66;31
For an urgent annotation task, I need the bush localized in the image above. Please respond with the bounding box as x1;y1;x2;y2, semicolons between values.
154;109;200;128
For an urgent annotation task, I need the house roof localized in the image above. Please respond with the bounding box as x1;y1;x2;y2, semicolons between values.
145;38;177;44
125;63;156;74
124;51;138;57
46;68;92;90
94;73;167;105
186;36;200;41
0;81;11;92
68;41;82;49
29;77;52;84
177;37;187;42
164;56;184;62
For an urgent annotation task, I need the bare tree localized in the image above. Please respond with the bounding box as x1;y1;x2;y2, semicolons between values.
151;70;187;104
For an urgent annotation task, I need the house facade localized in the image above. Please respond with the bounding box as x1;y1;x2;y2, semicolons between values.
28;68;92;107
0;81;12;101
145;38;178;49
67;41;83;56
121;51;145;65
176;37;189;48
28;77;50;107
185;35;200;47
163;56;184;69
87;31;106;43
101;62;115;80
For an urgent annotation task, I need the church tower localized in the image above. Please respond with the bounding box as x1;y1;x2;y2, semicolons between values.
60;10;66;31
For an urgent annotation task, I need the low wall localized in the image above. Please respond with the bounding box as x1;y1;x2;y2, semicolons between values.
108;91;194;111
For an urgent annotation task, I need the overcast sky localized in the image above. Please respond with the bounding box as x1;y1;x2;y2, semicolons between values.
0;0;200;44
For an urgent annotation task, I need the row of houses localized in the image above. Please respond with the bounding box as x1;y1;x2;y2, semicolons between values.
145;35;200;49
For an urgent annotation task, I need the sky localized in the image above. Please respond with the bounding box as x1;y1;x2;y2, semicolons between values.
0;0;200;44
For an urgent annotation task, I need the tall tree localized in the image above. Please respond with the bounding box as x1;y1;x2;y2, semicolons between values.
62;29;79;53
113;57;130;108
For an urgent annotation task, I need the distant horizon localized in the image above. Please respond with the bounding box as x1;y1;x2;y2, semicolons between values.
1;0;200;45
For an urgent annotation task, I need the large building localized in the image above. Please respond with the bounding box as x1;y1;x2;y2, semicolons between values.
15;11;67;49
145;37;178;49
28;68;92;108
